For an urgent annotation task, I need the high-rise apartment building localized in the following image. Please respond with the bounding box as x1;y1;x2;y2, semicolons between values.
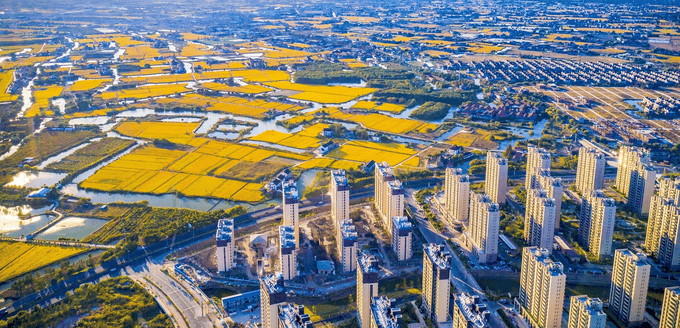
260;273;286;328
615;146;655;215
357;250;380;328
645;195;680;271
567;296;607;328
609;249;650;327
524;189;556;252
659;286;680;328
216;218;235;272
659;177;680;203
615;146;650;197
526;146;552;191
279;225;297;280
331;170;350;227
519;247;566;328
375;163;404;227
452;293;491;328
445;167;470;223
468;192;500;263
579;190;616;260
338;219;358;272
391;216;412;261
575;147;606;194
422;244;451;323
485;151;508;204
370;296;401;328
278;303;312;328
282;180;300;247
529;167;563;231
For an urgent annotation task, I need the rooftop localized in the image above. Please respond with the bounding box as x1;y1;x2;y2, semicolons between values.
371;296;401;328
261;273;285;294
332;170;349;187
487;151;508;165
454;293;490;328
279;303;312;328
424;243;451;270
283;180;298;201
392;216;411;231
529;146;551;160
377;162;394;179
340;220;358;241
387;180;403;192
280;225;296;249
358;249;380;274
448;167;469;182
573;296;605;316
588;190;616;207
527;247;565;276
616;249;648;265
216;218;234;242
471;192;499;212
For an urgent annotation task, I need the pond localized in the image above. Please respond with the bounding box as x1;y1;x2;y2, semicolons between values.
5;171;67;188
0;212;55;238
296;169;320;197
496;119;548;150
35;217;109;241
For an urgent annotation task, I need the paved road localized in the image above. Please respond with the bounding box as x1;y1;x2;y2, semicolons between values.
404;188;507;328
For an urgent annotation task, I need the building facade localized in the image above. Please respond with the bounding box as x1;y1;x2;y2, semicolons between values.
370;296;401;328
575;147;606;194
357;250;380;328
615;146;650;197
526;146;552;191
331;170;350;227
338;219;358;272
485;151;508;204
282;180;300;247
578;190;616;260
519;247;566;328
216;218;235;272
609;249;650;327
278;303;313;328
260;273;286;328
279;225;297;280
391;216;412;261
468;192;500;263
452;293;491;328
659;287;680;328
567;296;607;328
615;146;655;215
422;244;451;323
445;167;470;223
646;181;680;271
529;168;563;231
524;189;556;252
375;163;404;227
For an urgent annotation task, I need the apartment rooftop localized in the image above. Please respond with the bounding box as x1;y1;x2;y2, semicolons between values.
280;225;296;250
487;151;508;165
387;180;403;194
617;249;648;265
455;293;490;328
261;272;285;294
424;243;451;271
371;296;401;328
573;296;605;316
471;192;499;212
528;247;565;276
279;303;312;328
448;167;469;182
581;147;605;159
216;218;234;243
283;180;298;202
377;162;395;179
358;249;380;274
392;216;411;231
332;170;350;190
588;189;616;207
340;220;358;241
529;146;551;160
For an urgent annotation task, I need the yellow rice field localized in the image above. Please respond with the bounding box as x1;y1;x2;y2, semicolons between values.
100;83;191;100
115;121;200;144
351;101;405;113
68;79;112;91
0;241;86;282
265;81;376;104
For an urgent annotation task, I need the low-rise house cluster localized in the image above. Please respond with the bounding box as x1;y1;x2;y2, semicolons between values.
458;99;537;121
